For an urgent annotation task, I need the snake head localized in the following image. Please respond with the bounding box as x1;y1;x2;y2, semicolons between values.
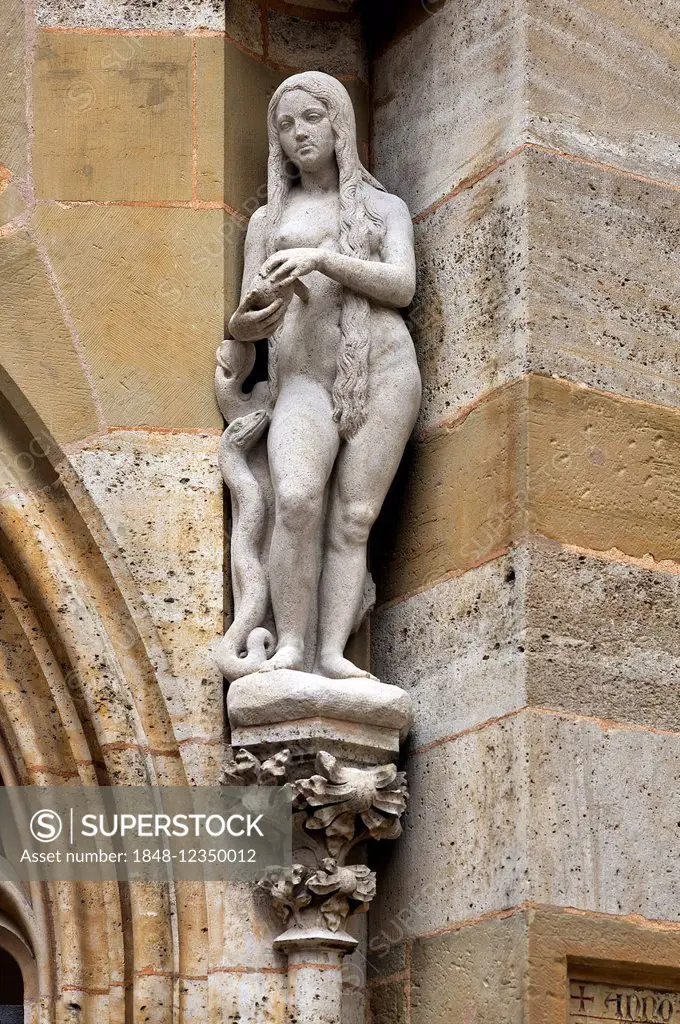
224;409;270;451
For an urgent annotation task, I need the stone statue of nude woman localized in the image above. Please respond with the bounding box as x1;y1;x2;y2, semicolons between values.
214;71;421;684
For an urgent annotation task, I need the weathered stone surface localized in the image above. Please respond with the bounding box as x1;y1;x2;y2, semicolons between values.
375;375;680;604
33;203;223;429
374;379;526;604
409;146;680;428
525;543;680;732
528;712;680;919
208;968;287;1023
36;0;224;31
526;149;680;410
0;230;101;444
67;430;223;759
34;31;192;201
0;588;81;783
410;913;527;1024
374;538;680;745
211;882;286;970
196;37;225;203
368;977;408;1024
370;713;529;940
0;0;27;179
408;155;527;432
372;0;523;214
371;710;680;938
0;177;27;227
373;0;680;217
528;375;680;564
372;553;525;748
268;9;367;80
525;0;680;187
226;0;263;52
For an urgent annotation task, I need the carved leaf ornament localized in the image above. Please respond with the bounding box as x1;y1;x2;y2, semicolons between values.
221;748;408;932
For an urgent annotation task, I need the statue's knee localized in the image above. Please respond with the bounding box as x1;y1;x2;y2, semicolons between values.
335;501;377;547
276;484;324;529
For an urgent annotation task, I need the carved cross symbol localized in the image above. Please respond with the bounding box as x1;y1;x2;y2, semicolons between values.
571;985;595;1013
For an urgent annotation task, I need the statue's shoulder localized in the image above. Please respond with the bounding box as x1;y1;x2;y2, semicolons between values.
248;204;268;227
364;184;411;223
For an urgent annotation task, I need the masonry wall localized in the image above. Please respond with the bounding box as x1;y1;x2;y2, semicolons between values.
367;1;680;1021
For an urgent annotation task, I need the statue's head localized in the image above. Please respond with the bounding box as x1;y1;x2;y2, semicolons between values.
267;72;360;179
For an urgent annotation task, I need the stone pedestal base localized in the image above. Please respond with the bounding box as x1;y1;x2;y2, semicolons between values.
227;669;412;767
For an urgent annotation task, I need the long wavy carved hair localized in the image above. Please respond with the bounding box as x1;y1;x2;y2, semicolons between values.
266;72;386;439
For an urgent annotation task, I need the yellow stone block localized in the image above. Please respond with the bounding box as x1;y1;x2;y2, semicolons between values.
224;42;285;214
377;381;526;603
33;30;193;201
378;375;680;603
0;230;101;444
0;0;28;178
196;37;225;204
33;203;225;429
528;375;680;563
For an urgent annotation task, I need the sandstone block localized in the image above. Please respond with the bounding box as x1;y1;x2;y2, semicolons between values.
225;43;286;213
226;0;263;53
34;31;192;201
372;0;680;217
410;913;527;1024
525;542;680;732
528;375;680;564
196;38;225;204
372;0;522;214
527;907;680;1024
0;0;27;178
369;713;530;940
525;0;680;187
368;978;408;1024
36;0;224;32
33;203;223;429
370;710;680;940
372;553;525;748
67;431;224;756
0;230;101;444
526;149;680;409
374;379;526;604
375;375;680;605
267;9;367;80
409;155;527;432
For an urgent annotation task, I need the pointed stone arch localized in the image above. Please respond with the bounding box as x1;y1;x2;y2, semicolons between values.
0;377;210;1023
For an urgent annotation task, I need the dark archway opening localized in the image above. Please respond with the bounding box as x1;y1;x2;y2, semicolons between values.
0;947;23;1023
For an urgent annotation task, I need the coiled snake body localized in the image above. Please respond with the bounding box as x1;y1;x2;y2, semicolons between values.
214;338;275;681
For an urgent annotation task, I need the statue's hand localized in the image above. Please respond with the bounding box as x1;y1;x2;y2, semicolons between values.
261;248;321;289
228;295;286;342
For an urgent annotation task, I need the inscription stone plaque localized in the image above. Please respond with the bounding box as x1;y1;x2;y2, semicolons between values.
570;978;680;1022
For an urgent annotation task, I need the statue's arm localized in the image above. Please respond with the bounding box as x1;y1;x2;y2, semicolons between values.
229;207;286;342
261;194;416;310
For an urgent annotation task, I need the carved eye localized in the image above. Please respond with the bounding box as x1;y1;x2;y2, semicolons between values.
306;111;323;123
279;119;294;131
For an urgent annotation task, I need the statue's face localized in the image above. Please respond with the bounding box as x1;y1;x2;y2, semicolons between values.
276;90;336;173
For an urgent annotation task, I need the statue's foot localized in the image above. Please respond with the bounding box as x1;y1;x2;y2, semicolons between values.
256;644;304;673
315;654;379;682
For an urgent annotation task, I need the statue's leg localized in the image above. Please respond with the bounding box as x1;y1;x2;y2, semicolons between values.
263;380;339;673
315;364;421;680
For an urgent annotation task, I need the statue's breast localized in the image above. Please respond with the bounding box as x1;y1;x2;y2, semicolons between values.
274;200;339;252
